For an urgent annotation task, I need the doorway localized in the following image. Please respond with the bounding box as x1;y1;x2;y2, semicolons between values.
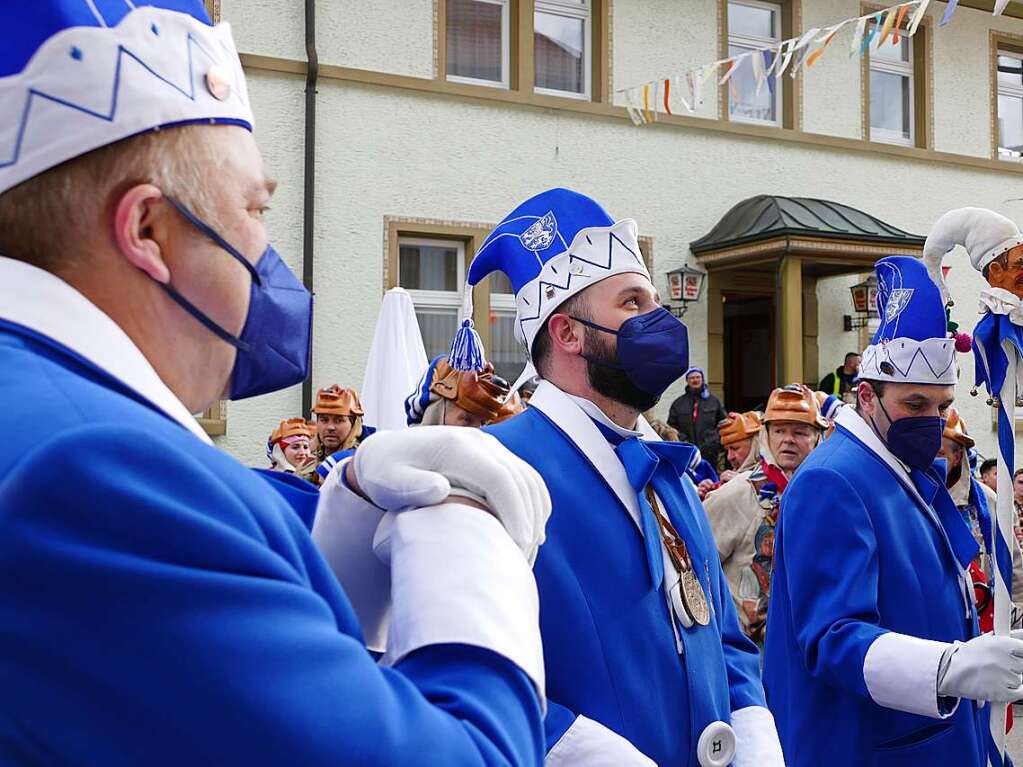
723;293;776;412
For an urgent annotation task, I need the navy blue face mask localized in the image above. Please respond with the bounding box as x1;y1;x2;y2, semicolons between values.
159;197;313;401
571;307;690;401
872;395;945;471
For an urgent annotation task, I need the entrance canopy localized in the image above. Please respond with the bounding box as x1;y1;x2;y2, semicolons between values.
690;195;924;398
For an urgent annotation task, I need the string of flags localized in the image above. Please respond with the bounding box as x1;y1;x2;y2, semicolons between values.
620;0;1010;126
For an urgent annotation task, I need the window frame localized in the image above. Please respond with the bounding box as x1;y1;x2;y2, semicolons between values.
867;28;915;147
996;47;1023;163
725;0;784;128
445;0;512;90
533;0;593;101
396;236;469;359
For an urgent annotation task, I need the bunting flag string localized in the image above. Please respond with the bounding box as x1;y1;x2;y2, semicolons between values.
614;0;988;127
940;0;960;27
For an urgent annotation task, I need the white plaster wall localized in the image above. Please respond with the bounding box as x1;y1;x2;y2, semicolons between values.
223;0;434;78
611;0;719;120
800;0;863;139
221;0;305;62
816;272;866;382
326;0;434;77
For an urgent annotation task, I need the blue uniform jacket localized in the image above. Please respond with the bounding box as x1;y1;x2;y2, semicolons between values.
486;390;764;766
0;318;543;766
764;414;988;767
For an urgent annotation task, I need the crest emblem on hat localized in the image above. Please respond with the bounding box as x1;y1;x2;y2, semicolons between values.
884;288;914;322
520;212;558;252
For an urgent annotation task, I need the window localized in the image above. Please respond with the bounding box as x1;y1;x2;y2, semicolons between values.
487;271;528;384
868;28;914;146
534;0;592;99
998;51;1023;161
446;0;510;88
727;0;783;126
398;237;466;361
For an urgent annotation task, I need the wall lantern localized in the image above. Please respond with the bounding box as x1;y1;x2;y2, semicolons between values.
843;274;878;331
665;264;707;318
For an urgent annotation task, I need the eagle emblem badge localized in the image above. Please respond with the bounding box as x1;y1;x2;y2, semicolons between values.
520;212;558;252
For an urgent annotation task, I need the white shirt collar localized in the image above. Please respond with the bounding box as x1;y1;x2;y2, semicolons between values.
563;391;644;440
0;256;212;444
835;405;913;488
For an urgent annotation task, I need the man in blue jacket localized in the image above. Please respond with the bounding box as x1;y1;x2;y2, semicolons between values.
0;3;551;764
764;255;1023;766
461;189;784;766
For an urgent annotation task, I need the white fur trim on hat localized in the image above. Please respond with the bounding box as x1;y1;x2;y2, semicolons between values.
922;207;1023;305
515;218;649;354
0;6;253;195
859;337;958;386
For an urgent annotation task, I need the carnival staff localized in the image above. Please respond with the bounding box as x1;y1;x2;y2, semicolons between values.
717;410;763;484
404;356;514;428
0;3;550;764
939;409;1023;631
704;386;825;641
764;255;1023;767
468;189;782;766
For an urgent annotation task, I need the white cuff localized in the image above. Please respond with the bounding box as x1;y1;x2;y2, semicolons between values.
546;715;655;766
863;632;956;718
378;503;545;699
311;459;390;652
731;706;784;767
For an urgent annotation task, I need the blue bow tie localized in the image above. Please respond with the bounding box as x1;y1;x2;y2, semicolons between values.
604;430;698;590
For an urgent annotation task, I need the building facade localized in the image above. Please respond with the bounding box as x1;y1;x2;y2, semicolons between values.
207;0;1023;467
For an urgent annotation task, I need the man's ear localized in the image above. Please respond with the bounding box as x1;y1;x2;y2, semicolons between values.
547;314;584;356
112;184;171;284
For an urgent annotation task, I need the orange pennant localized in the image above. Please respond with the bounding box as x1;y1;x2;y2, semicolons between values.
877;8;898;47
892;4;909;44
806;29;838;68
663;78;673;115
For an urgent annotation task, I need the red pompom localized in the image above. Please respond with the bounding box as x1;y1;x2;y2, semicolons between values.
954;332;973;353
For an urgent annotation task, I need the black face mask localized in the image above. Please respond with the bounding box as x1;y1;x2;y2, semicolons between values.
583;324;660;412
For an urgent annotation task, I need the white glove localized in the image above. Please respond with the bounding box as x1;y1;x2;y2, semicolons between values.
352;426;551;562
937;633;1023;703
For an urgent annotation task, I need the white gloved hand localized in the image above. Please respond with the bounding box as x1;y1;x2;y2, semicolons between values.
937;633;1023;703
352;426;551;562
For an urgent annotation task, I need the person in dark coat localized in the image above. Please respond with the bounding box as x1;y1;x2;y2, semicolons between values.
668;367;727;470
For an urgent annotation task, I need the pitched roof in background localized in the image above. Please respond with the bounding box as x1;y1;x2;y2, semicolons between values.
690;195;926;254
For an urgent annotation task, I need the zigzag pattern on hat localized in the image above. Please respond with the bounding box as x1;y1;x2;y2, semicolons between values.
516;228;645;342
860;339;956;382
1;32;240;172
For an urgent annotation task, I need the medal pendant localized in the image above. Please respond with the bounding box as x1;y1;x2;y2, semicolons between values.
680;569;711;626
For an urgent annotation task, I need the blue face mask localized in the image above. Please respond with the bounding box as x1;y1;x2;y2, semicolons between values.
571;307;690;400
873;395;945;471
159;197;313;400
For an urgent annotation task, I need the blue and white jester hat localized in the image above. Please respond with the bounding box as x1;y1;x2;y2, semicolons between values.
859;255;958;385
0;1;252;196
447;188;649;372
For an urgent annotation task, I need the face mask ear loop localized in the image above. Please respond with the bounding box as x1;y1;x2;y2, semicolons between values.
163;195;263;287
569;315;620;336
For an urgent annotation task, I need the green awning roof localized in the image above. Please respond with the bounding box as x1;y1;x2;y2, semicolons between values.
690;195;925;254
